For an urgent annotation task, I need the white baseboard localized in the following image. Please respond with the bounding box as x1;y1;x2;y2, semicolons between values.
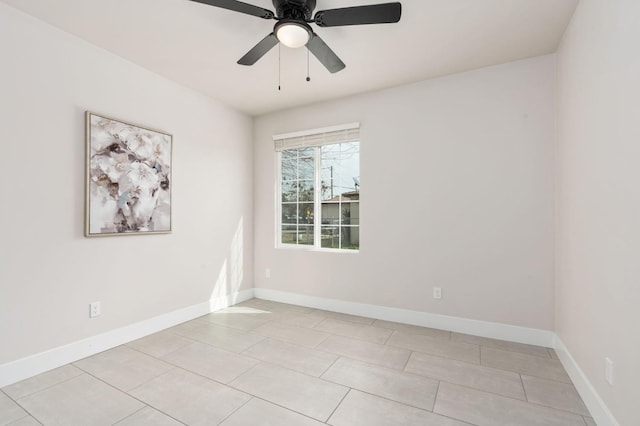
3;286;617;426
0;289;254;388
554;335;619;426
253;288;554;347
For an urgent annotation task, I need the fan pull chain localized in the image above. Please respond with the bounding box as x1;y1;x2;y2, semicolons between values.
278;43;281;91
306;48;311;82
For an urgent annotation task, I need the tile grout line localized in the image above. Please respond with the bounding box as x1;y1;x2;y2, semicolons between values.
84;358;175;395
433;380;442;412
519;373;529;402
317;354;342;378
454;335;553;359
1;388;44;426
225;356;456;421
111;406;147;426
313;321;395;346
324;387;351;424
319;331;391;346
148;347;356;423
428;383;480;426
224;392;335;424
525;399;593;419
214;395;253;425
400;350;413;372
76;339;250;403
127;339;198;365
474;348;574;385
403;365;531;403
237;336;268;355
222;364;355;423
437;380;536;404
312;333;332;349
67;368;186;426
173;316;266;338
384;341;482;366
131;329;198;351
431;378;590;418
381;329;395;345
111;405;186;426
354;385;479;426
353;387;434;412
2;368;83;402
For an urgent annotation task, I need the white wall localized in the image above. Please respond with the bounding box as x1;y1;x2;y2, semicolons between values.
0;4;253;365
254;55;556;330
555;1;640;424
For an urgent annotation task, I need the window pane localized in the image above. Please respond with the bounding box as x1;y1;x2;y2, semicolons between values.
321;202;340;225
352;202;360;225
281;225;297;244
321;149;340;201
299;203;314;224
320;178;338;201
298;180;314;202
321;142;360;202
298;157;314;180
281;159;296;181
282;181;297;202
341;202;359;225
298;225;314;245
341;226;359;250
337;143;359;198
281;204;297;224
321;226;339;249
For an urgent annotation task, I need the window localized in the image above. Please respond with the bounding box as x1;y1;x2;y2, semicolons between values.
275;124;360;251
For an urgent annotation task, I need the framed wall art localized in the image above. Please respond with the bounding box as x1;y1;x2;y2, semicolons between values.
85;112;172;237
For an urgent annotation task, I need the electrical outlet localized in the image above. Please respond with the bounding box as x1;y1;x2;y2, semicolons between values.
433;287;442;299
265;268;271;279
605;357;614;385
89;302;101;318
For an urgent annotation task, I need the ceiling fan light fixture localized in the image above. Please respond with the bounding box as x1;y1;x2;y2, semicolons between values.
275;21;311;48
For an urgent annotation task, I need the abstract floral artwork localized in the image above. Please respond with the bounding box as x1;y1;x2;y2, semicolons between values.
85;112;172;236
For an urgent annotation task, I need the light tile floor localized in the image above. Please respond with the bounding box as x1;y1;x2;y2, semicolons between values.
1;298;595;425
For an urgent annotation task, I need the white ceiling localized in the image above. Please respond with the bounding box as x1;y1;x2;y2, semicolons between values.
2;0;578;116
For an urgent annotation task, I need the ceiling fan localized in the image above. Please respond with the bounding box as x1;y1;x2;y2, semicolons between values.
188;0;402;73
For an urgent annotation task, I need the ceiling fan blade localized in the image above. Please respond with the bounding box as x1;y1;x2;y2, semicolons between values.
306;34;346;74
237;33;279;66
314;2;401;27
188;0;274;19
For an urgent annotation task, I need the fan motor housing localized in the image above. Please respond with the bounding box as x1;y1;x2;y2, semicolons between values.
273;0;316;20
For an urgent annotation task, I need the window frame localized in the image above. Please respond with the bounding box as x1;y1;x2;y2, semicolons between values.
274;124;360;253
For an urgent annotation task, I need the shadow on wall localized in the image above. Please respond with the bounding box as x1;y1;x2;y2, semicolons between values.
209;216;245;311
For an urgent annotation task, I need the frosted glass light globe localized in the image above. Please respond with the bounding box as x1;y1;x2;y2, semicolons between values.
276;23;310;48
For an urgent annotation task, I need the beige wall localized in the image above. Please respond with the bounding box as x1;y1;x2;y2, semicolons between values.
254;55;556;330
555;1;640;424
0;4;253;364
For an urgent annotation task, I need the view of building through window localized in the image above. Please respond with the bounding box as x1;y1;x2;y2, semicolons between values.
280;141;360;250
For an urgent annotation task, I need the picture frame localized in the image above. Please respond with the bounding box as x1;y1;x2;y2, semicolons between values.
85;111;172;237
